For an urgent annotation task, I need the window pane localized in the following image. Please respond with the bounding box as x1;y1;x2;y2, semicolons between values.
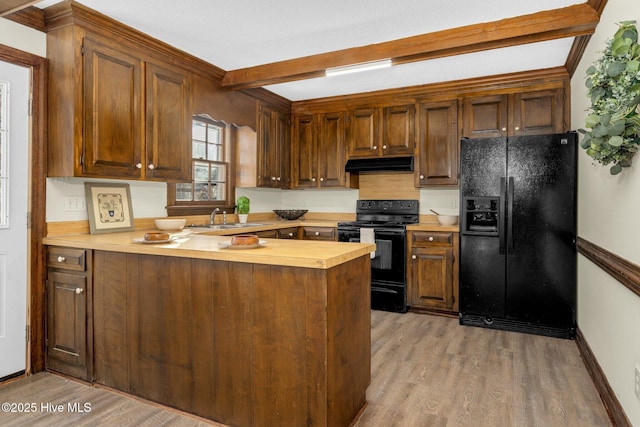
193;161;210;181
176;183;192;201
192;121;206;141
194;181;216;201
208;126;220;143
207;142;221;161
193;140;206;159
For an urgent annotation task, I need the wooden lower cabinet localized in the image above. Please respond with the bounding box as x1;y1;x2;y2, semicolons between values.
46;247;92;381
277;226;299;239
407;231;459;314
92;251;370;427
301;226;336;241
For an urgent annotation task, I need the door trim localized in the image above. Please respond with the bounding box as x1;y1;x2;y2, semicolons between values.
0;44;47;374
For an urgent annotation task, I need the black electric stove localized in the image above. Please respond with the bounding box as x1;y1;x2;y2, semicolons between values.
337;200;419;312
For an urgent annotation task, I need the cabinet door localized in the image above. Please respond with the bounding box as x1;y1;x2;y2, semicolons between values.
276;110;291;188
409;247;454;311
318;112;346;187
293;115;317;188
382;104;415;156
511;88;565;135
346;108;379;158
82;38;143;178
257;104;277;187
416;100;458;186
463;95;508;139
145;61;192;181
47;270;90;379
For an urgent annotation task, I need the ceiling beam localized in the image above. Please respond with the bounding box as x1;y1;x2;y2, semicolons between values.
222;3;600;90
0;0;40;17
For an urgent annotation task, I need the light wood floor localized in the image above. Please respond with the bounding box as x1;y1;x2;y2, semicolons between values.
0;312;611;427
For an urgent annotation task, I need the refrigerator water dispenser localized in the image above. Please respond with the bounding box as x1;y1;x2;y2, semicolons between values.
462;197;500;235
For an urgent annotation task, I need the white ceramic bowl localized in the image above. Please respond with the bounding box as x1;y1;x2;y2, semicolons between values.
436;215;458;226
154;218;186;231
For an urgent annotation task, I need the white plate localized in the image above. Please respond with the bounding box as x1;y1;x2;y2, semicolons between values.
133;237;174;244
218;240;267;249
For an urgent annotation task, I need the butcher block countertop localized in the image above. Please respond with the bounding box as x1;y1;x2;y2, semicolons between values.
43;221;374;270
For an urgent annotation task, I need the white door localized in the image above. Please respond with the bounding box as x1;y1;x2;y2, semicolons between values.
0;61;29;378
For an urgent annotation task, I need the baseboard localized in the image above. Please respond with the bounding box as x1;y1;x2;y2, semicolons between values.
575;328;631;427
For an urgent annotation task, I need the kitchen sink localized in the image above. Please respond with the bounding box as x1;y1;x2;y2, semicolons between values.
186;223;265;229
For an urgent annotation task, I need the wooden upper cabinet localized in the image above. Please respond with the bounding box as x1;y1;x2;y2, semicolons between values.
145;62;192;181
347;104;415;158
462;94;509;139
47;29;192;181
317;112;347;187
346;108;379;158
382;104;415;156
82;38;143;179
293;112;354;189
463;88;566;139
292;114;317;188
416;99;458;186
257;103;291;188
511;88;565;135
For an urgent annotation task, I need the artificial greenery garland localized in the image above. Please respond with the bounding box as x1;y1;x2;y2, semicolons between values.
579;21;640;175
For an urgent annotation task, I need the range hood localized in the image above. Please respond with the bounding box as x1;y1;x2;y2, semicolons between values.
345;156;414;173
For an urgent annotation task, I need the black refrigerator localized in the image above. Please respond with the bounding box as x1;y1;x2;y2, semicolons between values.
459;132;577;339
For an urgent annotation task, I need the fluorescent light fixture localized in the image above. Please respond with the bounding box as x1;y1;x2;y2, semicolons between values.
325;59;392;77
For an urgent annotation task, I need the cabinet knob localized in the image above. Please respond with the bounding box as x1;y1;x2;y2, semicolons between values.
429;236;434;241
320;177;324;182
382;145;387;150
312;178;316;182
276;177;281;181
288;232;294;237
515;126;520;131
148;164;155;170
136;163;143;169
75;288;84;294
501;127;507;132
57;256;66;263
315;232;320;236
412;255;417;260
271;176;276;181
372;146;378;150
420;175;425;179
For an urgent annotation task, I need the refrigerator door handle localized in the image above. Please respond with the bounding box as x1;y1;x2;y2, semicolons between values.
499;177;506;254
507;177;514;253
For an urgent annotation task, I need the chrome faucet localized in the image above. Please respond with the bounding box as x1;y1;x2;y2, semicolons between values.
209;207;220;225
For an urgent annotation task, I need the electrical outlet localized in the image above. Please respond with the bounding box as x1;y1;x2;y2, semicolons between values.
635;366;640;400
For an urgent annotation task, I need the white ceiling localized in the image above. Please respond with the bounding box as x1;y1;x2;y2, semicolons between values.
36;0;584;101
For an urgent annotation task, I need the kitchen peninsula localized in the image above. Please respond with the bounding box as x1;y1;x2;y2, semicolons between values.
43;229;375;427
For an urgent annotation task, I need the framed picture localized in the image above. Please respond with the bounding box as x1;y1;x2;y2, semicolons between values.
85;182;135;234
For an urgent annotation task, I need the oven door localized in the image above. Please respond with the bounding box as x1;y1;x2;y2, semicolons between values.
338;226;407;312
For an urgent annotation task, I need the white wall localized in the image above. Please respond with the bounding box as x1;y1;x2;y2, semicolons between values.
0;18;45;57
571;0;640;423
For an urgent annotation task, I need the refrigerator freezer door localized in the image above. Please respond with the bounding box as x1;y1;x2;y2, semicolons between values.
459;137;507;318
505;133;577;329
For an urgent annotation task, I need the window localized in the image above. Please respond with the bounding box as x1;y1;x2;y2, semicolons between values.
167;115;235;216
0;81;8;227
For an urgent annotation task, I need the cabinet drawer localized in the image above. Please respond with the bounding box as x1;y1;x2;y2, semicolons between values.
47;247;87;271
278;227;300;239
302;227;336;241
411;231;453;246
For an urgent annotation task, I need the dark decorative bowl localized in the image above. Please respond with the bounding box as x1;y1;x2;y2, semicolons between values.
273;209;308;220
